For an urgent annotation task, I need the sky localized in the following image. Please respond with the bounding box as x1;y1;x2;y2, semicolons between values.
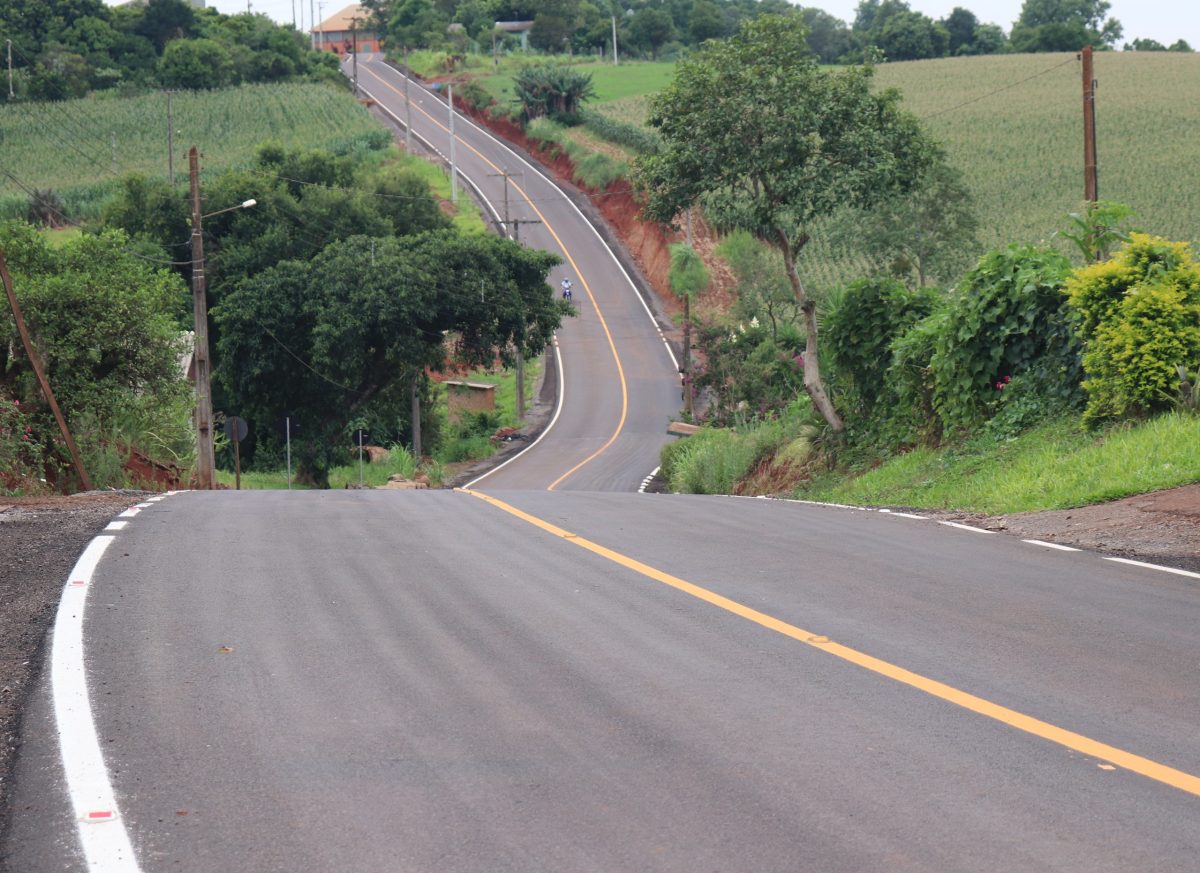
141;0;1200;50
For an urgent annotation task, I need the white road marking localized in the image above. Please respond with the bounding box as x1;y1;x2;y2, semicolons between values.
1103;556;1200;579
938;521;995;534
1022;539;1081;552
638;466;660;494
891;512;927;520
103;521;127;531
117;507;139;518
52;534;142;872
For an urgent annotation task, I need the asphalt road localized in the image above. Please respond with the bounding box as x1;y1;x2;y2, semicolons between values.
351;54;681;491
6;490;1200;871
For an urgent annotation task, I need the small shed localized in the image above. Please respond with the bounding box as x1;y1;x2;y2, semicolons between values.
494;20;535;50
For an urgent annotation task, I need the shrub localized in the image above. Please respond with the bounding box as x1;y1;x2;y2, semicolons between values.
930;245;1075;431
825;276;940;413
1065;234;1200;427
694;319;806;426
513;63;595;122
886;307;948;443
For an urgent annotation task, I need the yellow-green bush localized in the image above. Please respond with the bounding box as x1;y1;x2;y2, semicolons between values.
1065;234;1200;427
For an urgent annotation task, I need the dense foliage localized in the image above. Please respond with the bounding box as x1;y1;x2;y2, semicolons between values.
1065;234;1200;427
215;232;563;484
0;221;191;490
0;0;339;100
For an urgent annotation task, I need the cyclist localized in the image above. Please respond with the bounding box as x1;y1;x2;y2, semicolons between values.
560;278;574;301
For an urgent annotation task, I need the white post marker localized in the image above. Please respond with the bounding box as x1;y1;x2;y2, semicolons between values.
52;534;142;871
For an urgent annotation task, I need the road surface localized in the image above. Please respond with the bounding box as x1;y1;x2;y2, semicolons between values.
5;491;1200;871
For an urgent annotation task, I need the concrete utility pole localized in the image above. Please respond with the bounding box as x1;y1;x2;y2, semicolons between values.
292;0;296;29
490;168;541;420
1081;46;1099;203
350;17;359;93
448;83;458;204
410;373;422;458
317;1;326;51
0;249;92;491
188;147;217;490
403;48;413;152
682;209;694;416
166;91;176;187
6;39;13;99
612;15;619;65
310;0;316;48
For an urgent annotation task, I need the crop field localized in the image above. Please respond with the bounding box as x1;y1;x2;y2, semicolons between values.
588;52;1200;293
0;82;388;220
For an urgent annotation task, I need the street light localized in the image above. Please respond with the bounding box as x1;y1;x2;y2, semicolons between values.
189;145;256;489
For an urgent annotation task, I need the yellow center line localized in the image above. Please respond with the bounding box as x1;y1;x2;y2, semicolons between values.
461;487;1200;800
361;64;628;491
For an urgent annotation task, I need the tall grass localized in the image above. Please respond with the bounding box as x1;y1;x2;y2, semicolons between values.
800;413;1200;513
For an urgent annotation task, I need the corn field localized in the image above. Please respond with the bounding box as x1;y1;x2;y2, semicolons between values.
0;82;388;220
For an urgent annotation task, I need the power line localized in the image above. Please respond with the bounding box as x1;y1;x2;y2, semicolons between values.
924;55;1077;120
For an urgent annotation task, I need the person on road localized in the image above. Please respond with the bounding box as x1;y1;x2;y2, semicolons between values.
561;278;574;301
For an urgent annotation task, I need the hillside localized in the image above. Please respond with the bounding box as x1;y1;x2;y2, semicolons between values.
581;51;1200;292
0;82;387;220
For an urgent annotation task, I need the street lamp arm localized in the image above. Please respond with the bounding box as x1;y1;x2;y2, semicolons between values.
200;199;257;220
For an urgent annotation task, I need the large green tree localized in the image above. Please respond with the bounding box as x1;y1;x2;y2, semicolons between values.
215;232;564;483
1010;0;1122;51
636;15;933;430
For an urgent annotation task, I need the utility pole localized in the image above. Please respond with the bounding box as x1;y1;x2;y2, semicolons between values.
350;17;359;94
490;168;540;420
682;209;694;416
447;83;458;190
292;0;296;29
111;131;117;174
403;48;413;152
492;31;498;71
310;0;316;49
6;39;13;99
317;1;326;51
188;147;216;490
0;250;92;491
410;372;422;458
166;90;176;187
612;15;619;65
1081;45;1099;203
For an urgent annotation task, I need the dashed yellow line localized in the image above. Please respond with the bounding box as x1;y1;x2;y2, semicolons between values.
361;63;627;491
463;487;1200;800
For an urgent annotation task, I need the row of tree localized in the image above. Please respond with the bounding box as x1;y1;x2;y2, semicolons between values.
363;0;1191;64
1;0;340;101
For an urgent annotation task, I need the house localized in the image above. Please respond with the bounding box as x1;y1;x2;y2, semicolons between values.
494;20;535;51
312;4;380;56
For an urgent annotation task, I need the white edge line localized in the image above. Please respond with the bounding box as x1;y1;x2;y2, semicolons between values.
891;512;928;520
1022;539;1082;552
938;520;995;534
103;521;127;531
363;62;680;374
462;337;567;489
638;465;661;494
52;533;142;871
1103;556;1200;580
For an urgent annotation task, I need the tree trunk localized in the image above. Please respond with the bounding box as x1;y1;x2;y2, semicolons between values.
776;229;844;432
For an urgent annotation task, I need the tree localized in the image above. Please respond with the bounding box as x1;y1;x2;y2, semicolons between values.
1124;37;1166;51
636;15;934;430
627;7;675;58
688;0;726;44
799;7;852;63
876;9;948;60
215;233;564;484
832;158;981;289
941;7;978;54
1010;0;1122;52
1168;40;1193;52
157;37;234;89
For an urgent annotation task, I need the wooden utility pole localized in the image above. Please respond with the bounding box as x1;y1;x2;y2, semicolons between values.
0;250;92;491
188;147;217;489
1082;46;1099;203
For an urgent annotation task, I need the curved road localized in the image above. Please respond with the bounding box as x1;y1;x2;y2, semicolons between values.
352;54;681;491
6;57;1200;873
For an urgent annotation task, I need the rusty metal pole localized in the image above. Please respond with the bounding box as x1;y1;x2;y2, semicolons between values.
0;249;92;491
188;147;216;489
1082;46;1098;204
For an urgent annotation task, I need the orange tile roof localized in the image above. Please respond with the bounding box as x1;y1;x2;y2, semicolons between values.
312;3;374;33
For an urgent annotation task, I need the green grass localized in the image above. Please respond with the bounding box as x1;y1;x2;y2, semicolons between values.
797;413;1200;514
395;150;487;234
0;82;388;220
217;444;422;490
